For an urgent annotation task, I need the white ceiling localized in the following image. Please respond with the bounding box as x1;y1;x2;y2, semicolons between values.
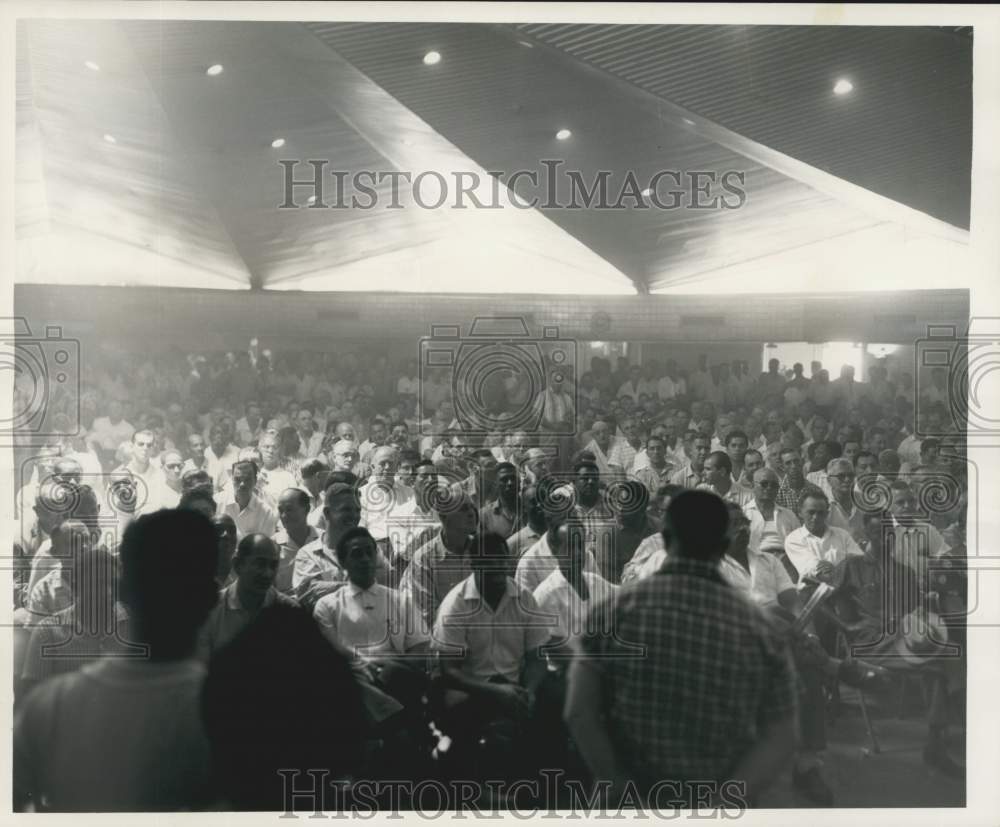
16;19;969;295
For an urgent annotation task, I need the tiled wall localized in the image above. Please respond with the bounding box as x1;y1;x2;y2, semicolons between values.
15;285;969;371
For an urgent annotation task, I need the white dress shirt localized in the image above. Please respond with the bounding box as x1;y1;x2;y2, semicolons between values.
218;492;279;540
313;582;429;660
515;533;598;594
718;549;794;609
432;576;552;682
533;570;617;646
784;525;863;582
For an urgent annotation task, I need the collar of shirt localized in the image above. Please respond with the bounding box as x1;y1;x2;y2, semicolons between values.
659;556;727;585
274;524;318;551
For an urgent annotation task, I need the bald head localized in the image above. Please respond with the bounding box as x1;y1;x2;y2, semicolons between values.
752;468;780;505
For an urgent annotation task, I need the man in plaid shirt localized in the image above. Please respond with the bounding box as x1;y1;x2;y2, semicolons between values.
565;490;798;807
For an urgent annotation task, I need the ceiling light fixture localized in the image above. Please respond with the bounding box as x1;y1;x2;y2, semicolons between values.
84;60;100;71
555;128;572;141
423;51;442;65
103;134;117;144
518;40;534;48
833;78;854;96
206;64;224;76
271;138;286;148
682;118;695;126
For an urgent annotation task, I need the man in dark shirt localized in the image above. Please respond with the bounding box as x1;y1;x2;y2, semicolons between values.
565;490;798;807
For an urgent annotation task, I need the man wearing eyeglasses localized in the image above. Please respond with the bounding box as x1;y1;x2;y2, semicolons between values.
825;458;866;541
745;468;800;562
784;490;863;588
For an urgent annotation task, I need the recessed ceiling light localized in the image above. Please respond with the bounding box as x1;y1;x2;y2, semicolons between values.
103;134;117;144
833;78;854;96
518;40;534;48
682;118;695;126
423;51;442;66
641;188;653;197
555;128;572;141
84;60;100;72
271;138;286;148
206;64;224;76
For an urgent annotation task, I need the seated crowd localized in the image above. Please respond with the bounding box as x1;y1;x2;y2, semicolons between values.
12;347;967;810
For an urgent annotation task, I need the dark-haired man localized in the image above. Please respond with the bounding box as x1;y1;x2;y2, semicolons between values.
479;462;522;539
218;460;278;541
15;510;220;811
566;491;798;806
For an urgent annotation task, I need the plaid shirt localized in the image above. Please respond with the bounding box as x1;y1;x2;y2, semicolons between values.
580;557;798;787
775;477;819;511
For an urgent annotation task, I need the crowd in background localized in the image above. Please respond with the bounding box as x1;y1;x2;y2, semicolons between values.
12;339;968;811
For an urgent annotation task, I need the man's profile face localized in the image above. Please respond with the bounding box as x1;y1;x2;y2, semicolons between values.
370;423;387;445
278;492;308;531
335;423;356;442
236;540;280;596
702;456;727;488
390;425;409;447
800;496;829;537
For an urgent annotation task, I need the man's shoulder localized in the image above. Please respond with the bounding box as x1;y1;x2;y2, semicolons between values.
436;575;474;615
